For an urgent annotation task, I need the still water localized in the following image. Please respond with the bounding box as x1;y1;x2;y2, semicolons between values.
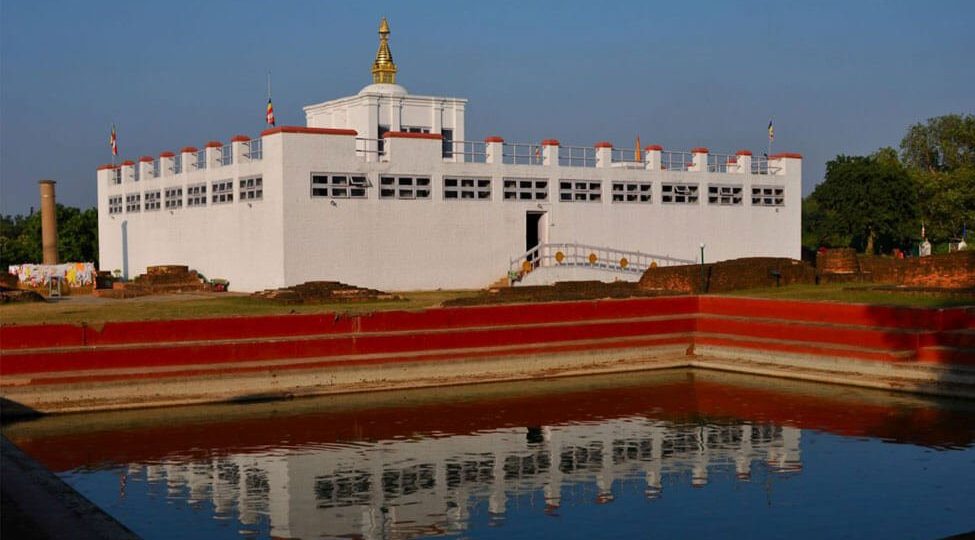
6;370;975;539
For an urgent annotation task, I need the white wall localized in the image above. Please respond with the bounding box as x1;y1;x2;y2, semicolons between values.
278;134;800;291
98;132;800;292
98;141;285;292
304;86;466;141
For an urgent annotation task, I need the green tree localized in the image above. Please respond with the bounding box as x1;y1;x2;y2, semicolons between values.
914;167;975;242
59;206;99;263
0;212;42;268
805;153;918;254
900;114;975;172
802;193;851;251
900;114;975;243
0;205;99;269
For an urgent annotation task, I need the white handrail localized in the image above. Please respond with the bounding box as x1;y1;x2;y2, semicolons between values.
508;242;695;281
503;142;544;166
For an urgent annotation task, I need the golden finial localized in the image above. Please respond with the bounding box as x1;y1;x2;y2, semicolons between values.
372;17;397;84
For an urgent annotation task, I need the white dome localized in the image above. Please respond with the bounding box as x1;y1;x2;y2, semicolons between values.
358;83;408;96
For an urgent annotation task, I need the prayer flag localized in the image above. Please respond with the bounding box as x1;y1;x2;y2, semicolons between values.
266;98;276;127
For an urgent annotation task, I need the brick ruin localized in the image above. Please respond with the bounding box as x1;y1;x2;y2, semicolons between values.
252;281;398;304
638;257;816;294
820;249;975;289
638;250;974;294
93;265;209;299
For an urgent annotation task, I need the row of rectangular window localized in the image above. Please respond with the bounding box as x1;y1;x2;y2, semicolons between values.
107;177;262;214
311;175;368;199
109;175;782;214
308;174;782;206
379;176;431;199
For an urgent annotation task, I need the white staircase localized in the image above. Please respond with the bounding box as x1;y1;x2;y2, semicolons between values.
508;243;694;286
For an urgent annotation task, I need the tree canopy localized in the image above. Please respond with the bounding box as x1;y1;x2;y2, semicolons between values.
1;205;99;269
803;152;918;254
803;114;973;254
900;114;974;243
900;114;975;172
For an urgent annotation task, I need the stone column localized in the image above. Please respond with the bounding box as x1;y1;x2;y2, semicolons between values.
139;156;155;179
735;150;752;174
121;160;136;183
39;180;58;264
594;141;613;168
690;147;709;172
159;152;175;177
485;136;504;164
542;139;560;167
645;145;662;170
205;141;223;168
231;135;251;163
180;146;198;172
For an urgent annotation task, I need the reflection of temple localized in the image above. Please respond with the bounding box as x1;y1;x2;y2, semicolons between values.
131;418;801;539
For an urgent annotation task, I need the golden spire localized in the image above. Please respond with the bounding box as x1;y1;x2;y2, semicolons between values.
371;17;397;84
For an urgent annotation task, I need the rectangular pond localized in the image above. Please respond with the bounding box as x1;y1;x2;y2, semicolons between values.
5;369;975;539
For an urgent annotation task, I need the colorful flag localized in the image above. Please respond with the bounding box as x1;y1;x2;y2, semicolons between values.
768;119;774;142
635;135;642;162
110;124;118;156
534;144;541;161
266;98;276;127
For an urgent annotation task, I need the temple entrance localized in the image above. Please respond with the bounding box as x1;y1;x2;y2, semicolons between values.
526;211;546;268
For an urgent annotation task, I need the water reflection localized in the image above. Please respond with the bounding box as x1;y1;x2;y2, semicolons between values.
5;369;975;539
121;419;800;538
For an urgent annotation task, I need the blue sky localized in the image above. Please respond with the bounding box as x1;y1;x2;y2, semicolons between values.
1;0;972;214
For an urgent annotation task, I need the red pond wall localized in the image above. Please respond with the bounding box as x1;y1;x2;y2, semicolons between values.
1;296;972;385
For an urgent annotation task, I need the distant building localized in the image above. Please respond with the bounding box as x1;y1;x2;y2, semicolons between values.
97;18;801;292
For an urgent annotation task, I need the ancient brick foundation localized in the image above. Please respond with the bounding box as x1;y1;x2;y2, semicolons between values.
638;257;815;294
819;250;974;289
93;265;209;298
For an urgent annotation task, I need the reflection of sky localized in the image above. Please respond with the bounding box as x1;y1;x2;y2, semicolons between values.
459;434;975;539
57;428;975;540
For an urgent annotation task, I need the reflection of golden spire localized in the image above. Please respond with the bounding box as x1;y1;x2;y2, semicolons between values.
372;17;397;84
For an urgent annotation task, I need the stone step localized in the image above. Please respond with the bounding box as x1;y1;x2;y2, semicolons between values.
695;333;916;364
697;316;923;350
919;329;975;349
916;346;975;366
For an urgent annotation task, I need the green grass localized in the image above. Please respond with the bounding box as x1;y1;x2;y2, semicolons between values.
725;283;974;308
2;284;971;326
0;290;480;326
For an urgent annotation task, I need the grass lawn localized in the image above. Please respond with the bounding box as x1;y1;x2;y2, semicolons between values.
1;284;971;326
0;290;481;326
726;282;975;308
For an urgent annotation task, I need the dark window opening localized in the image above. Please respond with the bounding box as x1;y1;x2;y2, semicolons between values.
378;125;389;154
442;128;454;158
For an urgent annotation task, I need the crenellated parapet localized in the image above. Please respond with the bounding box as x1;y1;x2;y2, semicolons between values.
97;134;266;185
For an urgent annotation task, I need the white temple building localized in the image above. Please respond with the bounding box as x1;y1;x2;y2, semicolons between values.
97;18;802;292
